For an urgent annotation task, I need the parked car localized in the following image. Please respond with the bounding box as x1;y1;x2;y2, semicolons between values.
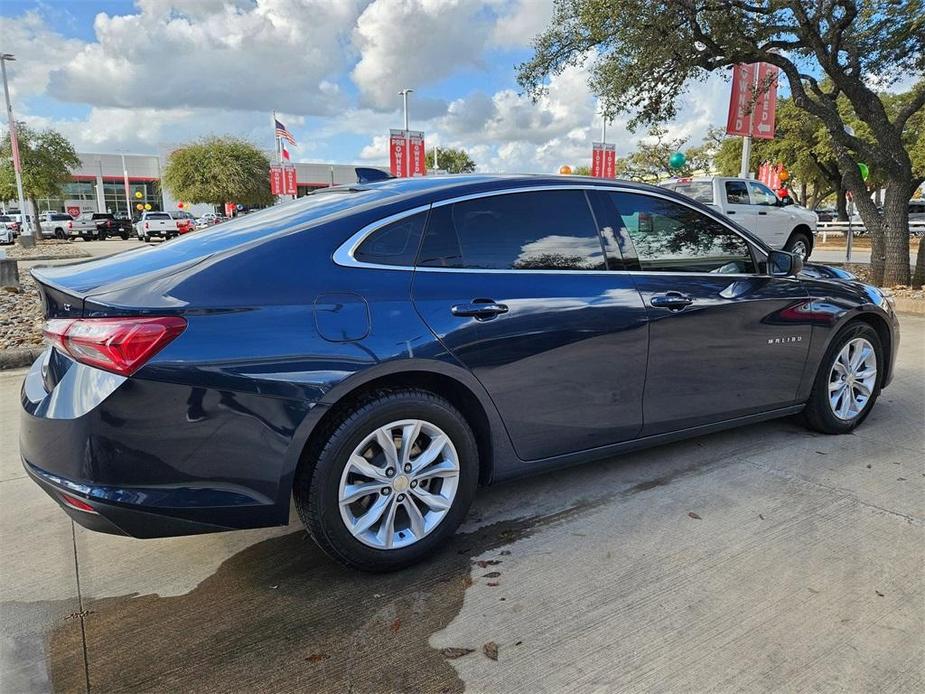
169;210;197;235
0;216;13;244
196;212;226;229
36;212;78;239
0;215;17;243
20;176;898;571
908;199;925;224
661;177;818;260
135;211;179;241
64;212;105;241
90;212;134;240
814;207;837;223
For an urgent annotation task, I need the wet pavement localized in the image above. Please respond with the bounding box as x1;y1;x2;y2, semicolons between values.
1;316;922;693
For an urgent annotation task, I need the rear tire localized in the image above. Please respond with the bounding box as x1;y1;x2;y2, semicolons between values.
801;322;882;434
294;389;479;572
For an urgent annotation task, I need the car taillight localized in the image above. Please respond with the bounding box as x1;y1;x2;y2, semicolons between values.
68;221;73;229
144;222;149;230
43;317;187;376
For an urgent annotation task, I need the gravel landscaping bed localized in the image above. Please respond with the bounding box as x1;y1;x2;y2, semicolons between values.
2;240;91;261
1;272;44;352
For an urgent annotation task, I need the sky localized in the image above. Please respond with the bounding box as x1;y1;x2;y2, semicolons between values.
0;0;734;173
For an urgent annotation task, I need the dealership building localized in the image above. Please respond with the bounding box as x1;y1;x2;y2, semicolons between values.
25;152;388;218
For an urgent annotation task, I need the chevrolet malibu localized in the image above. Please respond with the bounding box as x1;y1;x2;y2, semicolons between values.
20;176;899;571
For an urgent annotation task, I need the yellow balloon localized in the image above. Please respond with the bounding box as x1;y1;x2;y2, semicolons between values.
144;203;152;210
134;191;143;199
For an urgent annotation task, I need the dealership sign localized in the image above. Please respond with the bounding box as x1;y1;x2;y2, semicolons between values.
389;129;427;178
591;142;617;178
269;165;298;196
726;63;779;140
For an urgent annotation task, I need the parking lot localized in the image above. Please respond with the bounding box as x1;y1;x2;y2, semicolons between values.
0;313;921;692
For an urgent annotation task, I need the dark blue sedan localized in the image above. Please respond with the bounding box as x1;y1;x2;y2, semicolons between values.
20;176;899;570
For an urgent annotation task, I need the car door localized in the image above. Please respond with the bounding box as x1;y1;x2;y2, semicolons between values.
411;188;649;461
722;180;757;232
602;190;812;436
747;181;789;248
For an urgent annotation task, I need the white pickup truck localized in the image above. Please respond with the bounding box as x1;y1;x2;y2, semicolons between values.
661;176;818;260
135;211;179;242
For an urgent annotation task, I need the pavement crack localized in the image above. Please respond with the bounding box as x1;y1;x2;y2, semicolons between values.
746;461;923;525
70;520;91;694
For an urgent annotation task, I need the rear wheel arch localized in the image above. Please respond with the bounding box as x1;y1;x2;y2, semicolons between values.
293;369;496;500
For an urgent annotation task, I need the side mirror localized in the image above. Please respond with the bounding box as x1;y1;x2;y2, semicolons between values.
768;249;803;277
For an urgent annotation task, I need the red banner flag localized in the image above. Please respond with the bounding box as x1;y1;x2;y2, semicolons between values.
591;142;604;177
269;166;283;196
283;166;297;195
408;131;426;177
726;63;758;137
389;129;407;177
603;144;617;179
750;63;778;139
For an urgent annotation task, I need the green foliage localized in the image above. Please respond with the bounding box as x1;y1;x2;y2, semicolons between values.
163;137;273;206
0;124;80;201
573;165;592;176
426;147;476;174
616;126;719;182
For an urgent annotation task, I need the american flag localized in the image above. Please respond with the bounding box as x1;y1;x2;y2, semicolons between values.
274;118;297;146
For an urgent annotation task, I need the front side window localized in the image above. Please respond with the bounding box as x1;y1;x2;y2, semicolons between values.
354;211;427;266
748;181;779;206
418;190;605;271
609;192;756;274
725;181;750;205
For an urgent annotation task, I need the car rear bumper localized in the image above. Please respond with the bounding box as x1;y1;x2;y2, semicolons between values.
19;350;298;538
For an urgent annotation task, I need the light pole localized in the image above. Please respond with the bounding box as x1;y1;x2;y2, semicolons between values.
0;53;33;247
399;88;413;132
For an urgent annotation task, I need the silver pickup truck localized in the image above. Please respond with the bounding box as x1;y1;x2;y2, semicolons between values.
135;211;180;242
661;176;818;260
62;212;105;241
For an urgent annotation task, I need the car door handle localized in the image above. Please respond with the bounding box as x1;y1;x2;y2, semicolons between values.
451;299;509;320
650;292;694;310
758;211;768;215
726;210;736;215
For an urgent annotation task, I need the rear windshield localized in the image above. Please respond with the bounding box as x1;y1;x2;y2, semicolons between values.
146;213;172;220
0;216;10;222
667;180;714;204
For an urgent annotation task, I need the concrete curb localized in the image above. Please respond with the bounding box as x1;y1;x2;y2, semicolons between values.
894;298;925;315
5;254;92;262
0;347;43;371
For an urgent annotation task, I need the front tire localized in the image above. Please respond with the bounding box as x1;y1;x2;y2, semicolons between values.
295;389;479;572
801;322;882;434
785;231;812;261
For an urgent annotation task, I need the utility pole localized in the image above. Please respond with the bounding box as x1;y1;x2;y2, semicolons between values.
1;53;33;247
120;152;132;216
434;145;439;171
739;135;752;179
399;88;413;132
601;116;607;145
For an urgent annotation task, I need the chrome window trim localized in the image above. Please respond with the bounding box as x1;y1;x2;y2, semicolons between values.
332;184;769;273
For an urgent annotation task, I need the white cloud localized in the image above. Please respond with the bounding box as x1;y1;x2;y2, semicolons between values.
351;0;492;110
0;11;85;102
47;0;364;115
491;0;554;48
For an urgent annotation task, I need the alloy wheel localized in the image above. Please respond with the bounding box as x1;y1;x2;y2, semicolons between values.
338;419;460;549
828;337;877;420
791;239;808;260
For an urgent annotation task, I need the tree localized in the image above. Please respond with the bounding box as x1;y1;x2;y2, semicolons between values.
615;126;718;182
0;124;80;238
163;137;273;207
426;147;476;174
519;0;925;286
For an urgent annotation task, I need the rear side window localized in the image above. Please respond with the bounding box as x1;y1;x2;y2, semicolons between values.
354;211;427;266
146;213;171;220
418;190;605;271
725;181;750;205
671;180;714;204
609;192;755;274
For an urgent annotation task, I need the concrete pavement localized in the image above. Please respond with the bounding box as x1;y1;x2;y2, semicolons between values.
1;317;922;693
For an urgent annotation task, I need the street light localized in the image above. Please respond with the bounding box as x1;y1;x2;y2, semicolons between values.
0;53;32;246
398;88;414;132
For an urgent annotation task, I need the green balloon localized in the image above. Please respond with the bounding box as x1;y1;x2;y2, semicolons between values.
858;163;870;181
669;151;686;169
